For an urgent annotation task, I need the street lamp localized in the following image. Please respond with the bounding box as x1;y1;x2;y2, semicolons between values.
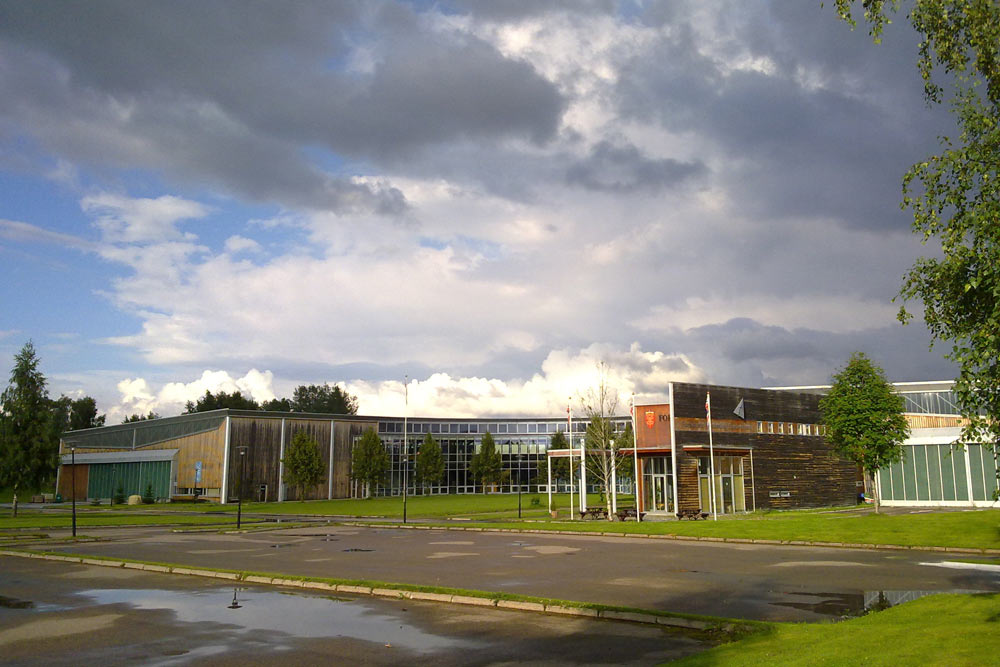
402;375;408;525
71;446;77;538
237;447;247;529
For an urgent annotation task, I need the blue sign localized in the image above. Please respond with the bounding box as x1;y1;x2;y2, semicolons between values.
195;460;202;483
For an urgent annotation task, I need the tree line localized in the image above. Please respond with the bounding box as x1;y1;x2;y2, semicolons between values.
183;384;358;415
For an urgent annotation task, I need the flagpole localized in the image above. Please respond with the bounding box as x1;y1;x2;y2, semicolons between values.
631;394;640;521
707;392;717;521
403;375;408;524
568;402;575;520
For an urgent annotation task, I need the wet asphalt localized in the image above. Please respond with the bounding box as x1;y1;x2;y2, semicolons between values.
15;522;1000;622
0;557;709;666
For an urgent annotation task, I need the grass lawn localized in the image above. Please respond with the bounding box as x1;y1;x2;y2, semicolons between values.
98;492;616;518
438;508;1000;550
672;592;1000;666
0;511;264;530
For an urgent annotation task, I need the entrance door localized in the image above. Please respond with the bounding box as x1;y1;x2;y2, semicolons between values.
653;477;666;511
721;476;733;514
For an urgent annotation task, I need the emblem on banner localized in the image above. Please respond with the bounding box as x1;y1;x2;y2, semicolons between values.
645;411;655;428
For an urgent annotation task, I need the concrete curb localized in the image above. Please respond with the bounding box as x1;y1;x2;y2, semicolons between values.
0;549;726;633
338;522;1000;555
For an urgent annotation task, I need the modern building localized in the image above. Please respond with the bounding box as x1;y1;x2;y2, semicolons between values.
56;380;995;513
778;381;1000;508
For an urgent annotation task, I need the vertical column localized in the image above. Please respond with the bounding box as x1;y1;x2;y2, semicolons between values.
278;418;287;502
220;416;231;505
328;420;335;500
964;445;975;506
668;383;679;515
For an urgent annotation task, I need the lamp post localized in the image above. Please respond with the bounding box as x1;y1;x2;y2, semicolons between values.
71;446;77;538
402;375;408;525
111;465;117;507
237;447;247;529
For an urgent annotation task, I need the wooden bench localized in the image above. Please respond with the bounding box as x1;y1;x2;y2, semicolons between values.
578;507;608;520
676;509;709;520
615;507;646;521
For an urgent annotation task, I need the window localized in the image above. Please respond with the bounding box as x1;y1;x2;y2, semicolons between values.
778;422;783;434
757;421;764;433
768;422;774;434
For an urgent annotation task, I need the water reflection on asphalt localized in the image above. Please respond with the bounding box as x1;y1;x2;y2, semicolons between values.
79;586;473;653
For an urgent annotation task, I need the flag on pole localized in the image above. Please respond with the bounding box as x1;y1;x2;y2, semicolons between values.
705;393;711;416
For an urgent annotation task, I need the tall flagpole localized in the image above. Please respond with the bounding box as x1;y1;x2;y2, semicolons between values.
568;402;575;520
706;392;717;521
403;375;408;524
631;393;641;521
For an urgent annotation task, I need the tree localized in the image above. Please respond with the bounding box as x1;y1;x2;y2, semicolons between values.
469;431;504;493
50;395;105;431
414;432;445;493
290;384;358;414
261;397;292;412
820;352;910;513
122;411;160;423
579;362;632;519
282;431;325;500
0;342;59;517
183;390;259;413
351;428;389;498
835;1;1000;499
536;430;571;487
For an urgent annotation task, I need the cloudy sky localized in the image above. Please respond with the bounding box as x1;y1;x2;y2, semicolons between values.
0;1;957;421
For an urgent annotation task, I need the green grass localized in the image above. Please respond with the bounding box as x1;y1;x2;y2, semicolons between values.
0;511;265;530
408;508;1000;551
89;492;614;518
672;592;1000;666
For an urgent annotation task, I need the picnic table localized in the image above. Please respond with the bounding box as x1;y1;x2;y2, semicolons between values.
676;509;709;520
615;507;645;521
578;507;608;520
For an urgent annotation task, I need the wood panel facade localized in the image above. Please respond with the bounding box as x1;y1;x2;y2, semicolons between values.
226;416;378;502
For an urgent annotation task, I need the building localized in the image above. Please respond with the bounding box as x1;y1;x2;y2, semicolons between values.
57;379;993;512
54;381;855;515
778;381;1000;508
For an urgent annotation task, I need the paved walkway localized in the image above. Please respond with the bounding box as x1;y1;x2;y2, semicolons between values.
25;524;1000;622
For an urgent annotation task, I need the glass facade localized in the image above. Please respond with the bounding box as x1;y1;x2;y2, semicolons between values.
879;443;999;503
364;418;630;496
697;456;746;513
899;390;963;415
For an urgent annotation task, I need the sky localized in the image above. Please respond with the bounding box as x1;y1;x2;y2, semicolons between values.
0;1;958;422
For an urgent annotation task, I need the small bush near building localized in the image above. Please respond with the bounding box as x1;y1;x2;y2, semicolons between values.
142;482;155;504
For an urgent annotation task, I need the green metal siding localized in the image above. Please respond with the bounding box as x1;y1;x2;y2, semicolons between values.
940;445;957;500
87;461;171;500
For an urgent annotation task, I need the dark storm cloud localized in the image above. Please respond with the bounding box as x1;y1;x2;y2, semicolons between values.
565;141;706;193
644;317;956;388
614;2;954;232
0;0;565;212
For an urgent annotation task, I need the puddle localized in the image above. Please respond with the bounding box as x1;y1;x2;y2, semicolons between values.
269;543;297;549
343;548;374;552
774;589;990;617
77;585;472;655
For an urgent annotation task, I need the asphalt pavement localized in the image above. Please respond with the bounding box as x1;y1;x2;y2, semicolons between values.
21;523;1000;622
